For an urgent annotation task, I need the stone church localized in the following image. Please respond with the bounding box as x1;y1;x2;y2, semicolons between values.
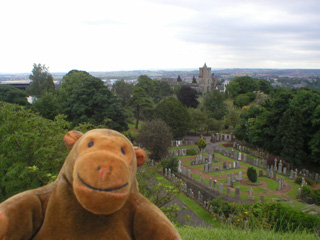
198;63;216;94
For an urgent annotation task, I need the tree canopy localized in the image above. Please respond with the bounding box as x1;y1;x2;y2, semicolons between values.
112;79;134;106
155;97;190;138
177;85;199;108
203;90;228;120
234;88;320;167
0;102;70;200
137;119;172;161
60;70;128;131
28;63;55;98
0;85;29;106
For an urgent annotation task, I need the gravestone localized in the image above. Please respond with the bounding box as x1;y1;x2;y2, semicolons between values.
209;178;212;188
165;168;168;176
219;183;223;193
239;171;242;180
214;180;217;190
235;187;240;198
227;188;231;196
226;177;231;186
236;161;240;168
260;196;264;202
248;188;254;200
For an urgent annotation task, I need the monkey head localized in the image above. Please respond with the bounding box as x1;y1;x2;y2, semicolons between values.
63;129;146;215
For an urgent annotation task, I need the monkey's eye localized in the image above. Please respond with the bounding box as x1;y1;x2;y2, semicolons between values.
88;141;94;148
121;147;126;155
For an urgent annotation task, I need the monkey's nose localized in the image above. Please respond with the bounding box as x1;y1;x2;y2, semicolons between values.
98;166;112;181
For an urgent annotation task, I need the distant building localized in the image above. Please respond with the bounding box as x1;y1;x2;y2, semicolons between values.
199;63;217;94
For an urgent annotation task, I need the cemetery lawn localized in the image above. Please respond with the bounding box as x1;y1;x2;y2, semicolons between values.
177;226;319;240
154;171;220;227
181;152;306;206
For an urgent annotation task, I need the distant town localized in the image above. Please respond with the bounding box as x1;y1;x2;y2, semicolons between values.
1;67;320;91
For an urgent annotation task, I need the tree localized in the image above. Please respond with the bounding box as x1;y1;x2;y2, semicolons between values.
192;75;197;84
0;102;72;200
32;92;61;120
188;108;208;133
224;109;241;129
60;71;128;131
197;138;207;151
0;85;29;106
29;63;55;98
177;85;199;108
129;87;154;129
135;75;155;97
112;79;134;106
153;80;173;103
136;165;182;224
137;119;172;161
233;92;256;108
155;97;191;138
247;167;257;183
177;75;182;82
203;90;228;120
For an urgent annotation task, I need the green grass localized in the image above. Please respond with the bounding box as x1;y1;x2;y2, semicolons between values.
176;192;220;227
153;170;219;227
177;226;319;240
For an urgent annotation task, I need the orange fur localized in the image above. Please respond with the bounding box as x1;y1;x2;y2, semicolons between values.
0;129;181;240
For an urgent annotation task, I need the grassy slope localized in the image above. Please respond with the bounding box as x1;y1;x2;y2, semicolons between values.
177;226;318;240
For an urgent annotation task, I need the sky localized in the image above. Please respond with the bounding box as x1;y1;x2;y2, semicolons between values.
0;0;320;73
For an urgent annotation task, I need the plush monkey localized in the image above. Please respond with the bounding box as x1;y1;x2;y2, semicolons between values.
0;129;181;240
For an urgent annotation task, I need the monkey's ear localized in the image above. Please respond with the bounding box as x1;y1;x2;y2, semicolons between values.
64;131;83;150
134;147;147;167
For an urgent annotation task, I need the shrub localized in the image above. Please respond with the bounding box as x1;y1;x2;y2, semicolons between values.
197;138;207;151
208;199;320;232
161;156;178;172
295;176;302;185
186;149;197;156
247;167;257;183
300;185;320;205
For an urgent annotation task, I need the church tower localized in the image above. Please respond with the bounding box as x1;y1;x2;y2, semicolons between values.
199;63;214;94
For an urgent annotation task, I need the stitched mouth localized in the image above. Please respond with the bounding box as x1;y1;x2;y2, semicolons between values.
77;173;128;192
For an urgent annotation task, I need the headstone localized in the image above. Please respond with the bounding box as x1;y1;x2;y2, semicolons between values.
260;196;264;202
226;177;231;186
263;188;267;193
278;160;282;174
165;168;168;176
283;167;286;175
236;161;240;168
227;188;231;196
235;187;240;198
248;188;254;200
238;152;242;161
239;171;242;180
278;180;281;190
168;168;171;178
229;164;232;169
259;170;263;177
233;162;236;169
178;160;182;173
219;183;223;193
219;165;223;171
214;180;217;190
298;187;301;197
209;178;213;188
198;191;201;201
301;177;305;186
204;164;208;173
223;162;227;169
